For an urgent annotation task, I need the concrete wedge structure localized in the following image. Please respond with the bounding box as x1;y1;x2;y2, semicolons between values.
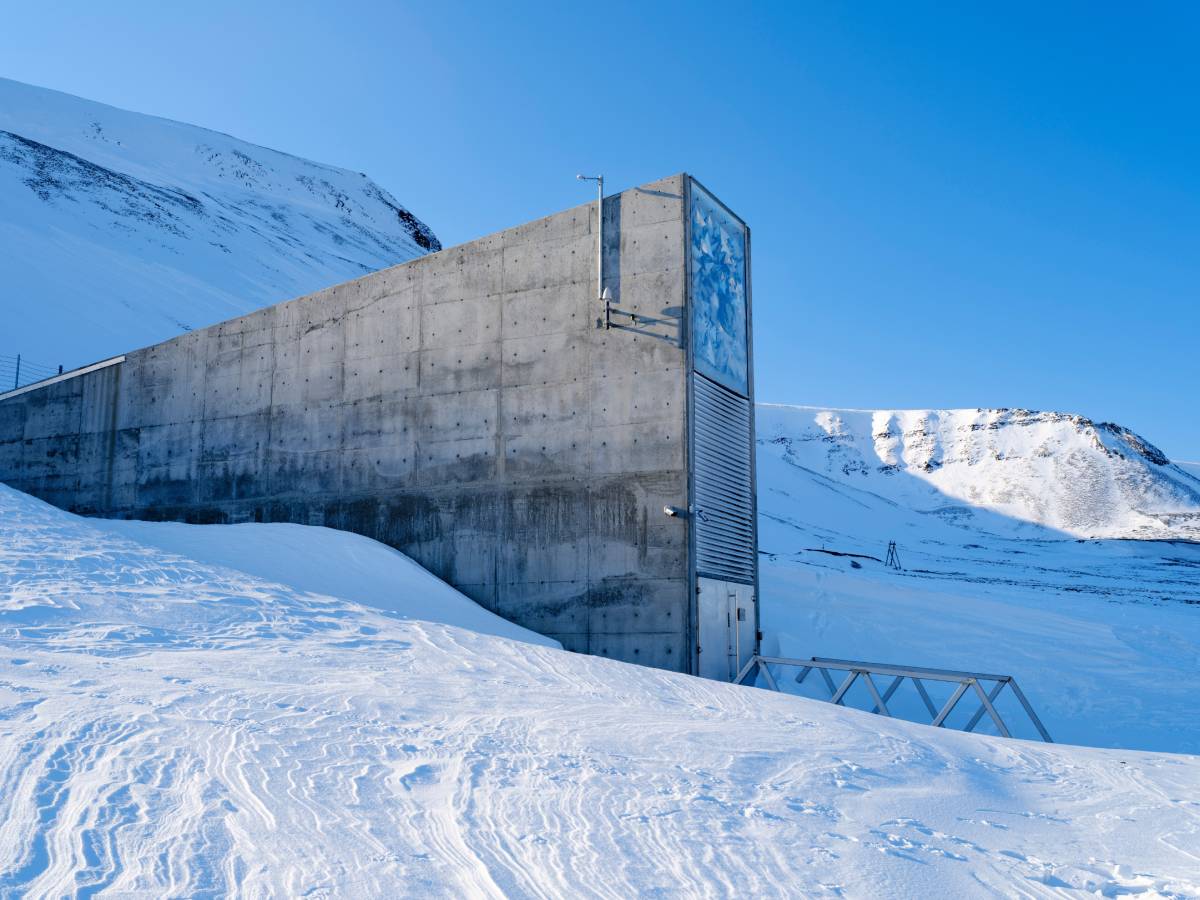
0;174;758;677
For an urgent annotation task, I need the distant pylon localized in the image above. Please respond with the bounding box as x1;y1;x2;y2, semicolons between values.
885;541;902;571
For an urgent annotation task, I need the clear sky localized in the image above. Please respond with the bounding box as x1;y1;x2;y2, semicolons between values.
3;1;1197;458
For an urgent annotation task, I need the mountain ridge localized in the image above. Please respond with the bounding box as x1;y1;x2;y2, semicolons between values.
756;404;1200;541
0;77;439;372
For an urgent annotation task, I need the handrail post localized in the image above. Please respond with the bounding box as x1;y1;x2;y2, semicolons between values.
829;670;859;705
931;681;971;728
970;680;1011;738
912;678;939;719
760;662;779;691
733;655;759;686
862;673;891;717
1008;679;1054;743
964;679;1008;733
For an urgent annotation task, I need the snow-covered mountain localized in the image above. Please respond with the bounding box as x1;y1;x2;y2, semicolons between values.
756;404;1200;753
1;483;1197;897
757;405;1200;540
0;77;439;371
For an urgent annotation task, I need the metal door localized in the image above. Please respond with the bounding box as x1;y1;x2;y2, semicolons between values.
697;576;757;680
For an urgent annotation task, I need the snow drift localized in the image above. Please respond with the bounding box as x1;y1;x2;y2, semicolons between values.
0;77;439;373
0;483;1198;897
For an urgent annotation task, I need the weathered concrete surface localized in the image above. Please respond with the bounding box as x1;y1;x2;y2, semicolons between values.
0;175;698;670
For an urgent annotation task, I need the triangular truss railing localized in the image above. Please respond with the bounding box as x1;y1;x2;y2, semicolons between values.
735;655;1052;742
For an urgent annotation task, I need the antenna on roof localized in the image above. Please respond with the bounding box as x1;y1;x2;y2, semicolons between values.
576;174;607;327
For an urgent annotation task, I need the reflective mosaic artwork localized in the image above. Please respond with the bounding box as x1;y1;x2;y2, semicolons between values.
689;182;749;395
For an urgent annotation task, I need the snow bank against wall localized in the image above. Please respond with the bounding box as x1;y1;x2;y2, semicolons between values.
0;482;551;648
0;483;1198;896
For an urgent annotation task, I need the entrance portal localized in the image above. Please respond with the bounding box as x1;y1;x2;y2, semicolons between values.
697;577;756;681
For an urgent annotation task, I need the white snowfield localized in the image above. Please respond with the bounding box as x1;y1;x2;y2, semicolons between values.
0;77;439;372
2;486;1199;897
757;405;1200;754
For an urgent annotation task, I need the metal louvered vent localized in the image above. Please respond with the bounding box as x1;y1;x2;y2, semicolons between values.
693;374;755;584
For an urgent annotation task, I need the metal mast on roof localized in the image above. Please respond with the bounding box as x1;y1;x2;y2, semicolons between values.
576;174;611;327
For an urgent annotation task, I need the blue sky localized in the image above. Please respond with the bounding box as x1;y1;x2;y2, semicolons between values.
3;1;1197;458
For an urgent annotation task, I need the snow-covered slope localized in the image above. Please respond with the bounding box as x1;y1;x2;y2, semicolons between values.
757;404;1200;753
0;77;439;371
1;484;1198;897
757;405;1200;540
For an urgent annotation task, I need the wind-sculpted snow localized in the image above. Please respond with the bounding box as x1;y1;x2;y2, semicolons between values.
0;77;439;371
1;487;1199;895
757;404;1200;753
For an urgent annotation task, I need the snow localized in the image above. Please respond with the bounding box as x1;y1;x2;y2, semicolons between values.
756;405;1200;541
757;404;1200;754
2;485;1200;896
103;517;555;650
0;77;439;374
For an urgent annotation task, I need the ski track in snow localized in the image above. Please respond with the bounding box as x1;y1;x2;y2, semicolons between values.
1;487;1200;896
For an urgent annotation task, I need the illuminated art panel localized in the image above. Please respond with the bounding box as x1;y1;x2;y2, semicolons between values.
689;182;748;396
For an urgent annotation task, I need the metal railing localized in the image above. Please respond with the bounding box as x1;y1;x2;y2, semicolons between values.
735;654;1053;742
0;355;62;391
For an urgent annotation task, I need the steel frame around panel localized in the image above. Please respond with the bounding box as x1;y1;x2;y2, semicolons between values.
683;174;760;677
684;175;699;676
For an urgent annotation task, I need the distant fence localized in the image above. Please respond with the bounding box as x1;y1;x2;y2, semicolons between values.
0;355;62;392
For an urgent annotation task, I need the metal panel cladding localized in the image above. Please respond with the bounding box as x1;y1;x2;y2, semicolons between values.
693;374;755;583
689;182;749;397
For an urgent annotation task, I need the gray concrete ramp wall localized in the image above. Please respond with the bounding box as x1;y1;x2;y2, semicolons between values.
0;175;696;671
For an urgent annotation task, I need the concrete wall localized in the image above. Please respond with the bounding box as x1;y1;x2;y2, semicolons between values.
0;175;697;670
